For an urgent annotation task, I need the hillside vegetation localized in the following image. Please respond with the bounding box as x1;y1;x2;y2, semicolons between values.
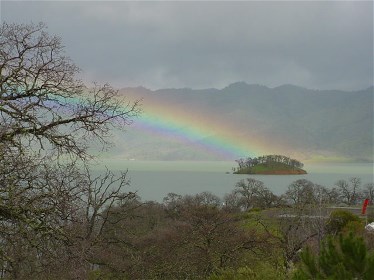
119;83;373;161
233;155;307;174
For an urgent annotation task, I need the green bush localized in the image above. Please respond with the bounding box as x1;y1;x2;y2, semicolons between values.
326;210;361;235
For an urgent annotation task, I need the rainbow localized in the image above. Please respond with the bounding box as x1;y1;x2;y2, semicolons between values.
129;93;282;160
47;89;284;160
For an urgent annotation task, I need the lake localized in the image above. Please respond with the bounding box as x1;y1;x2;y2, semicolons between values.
93;160;374;202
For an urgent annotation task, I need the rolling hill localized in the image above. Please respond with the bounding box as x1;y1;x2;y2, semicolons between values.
103;83;373;162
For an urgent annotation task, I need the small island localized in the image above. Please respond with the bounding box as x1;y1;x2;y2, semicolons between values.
233;155;307;175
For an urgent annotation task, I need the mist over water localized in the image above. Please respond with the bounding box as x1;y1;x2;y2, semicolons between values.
92;160;374;202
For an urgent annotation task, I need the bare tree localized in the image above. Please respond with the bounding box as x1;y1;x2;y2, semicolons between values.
133;203;267;279
235;178;276;210
193;191;222;207
284;179;316;206
349;177;362;204
0;22;141;159
257;205;326;272
363;183;374;202
0;147;140;278
335;177;361;206
0;22;141;278
61;168;138;279
0;152;84;278
163;192;183;219
223;190;243;212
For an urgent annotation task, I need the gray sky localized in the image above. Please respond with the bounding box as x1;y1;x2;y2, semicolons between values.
2;1;373;90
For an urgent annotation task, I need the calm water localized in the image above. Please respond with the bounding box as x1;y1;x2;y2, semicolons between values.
93;160;373;202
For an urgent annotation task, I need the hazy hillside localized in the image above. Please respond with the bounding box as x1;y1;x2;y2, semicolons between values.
107;83;373;162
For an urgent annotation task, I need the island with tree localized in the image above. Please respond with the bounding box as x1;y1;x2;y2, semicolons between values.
233;155;307;175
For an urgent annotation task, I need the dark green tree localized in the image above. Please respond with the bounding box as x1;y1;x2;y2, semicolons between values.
293;233;374;280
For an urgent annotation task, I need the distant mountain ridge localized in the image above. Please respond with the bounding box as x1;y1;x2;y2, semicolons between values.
110;83;373;162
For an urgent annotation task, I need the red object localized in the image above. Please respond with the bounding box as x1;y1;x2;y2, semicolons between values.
362;199;370;215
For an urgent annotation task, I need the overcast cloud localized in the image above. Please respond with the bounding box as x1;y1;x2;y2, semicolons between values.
1;1;373;90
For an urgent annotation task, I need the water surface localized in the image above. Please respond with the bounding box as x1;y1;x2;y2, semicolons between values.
93;160;373;202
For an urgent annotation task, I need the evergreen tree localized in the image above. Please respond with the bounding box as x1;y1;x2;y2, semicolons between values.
293;233;374;279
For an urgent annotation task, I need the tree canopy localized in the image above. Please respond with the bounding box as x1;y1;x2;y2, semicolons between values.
234;155;305;174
